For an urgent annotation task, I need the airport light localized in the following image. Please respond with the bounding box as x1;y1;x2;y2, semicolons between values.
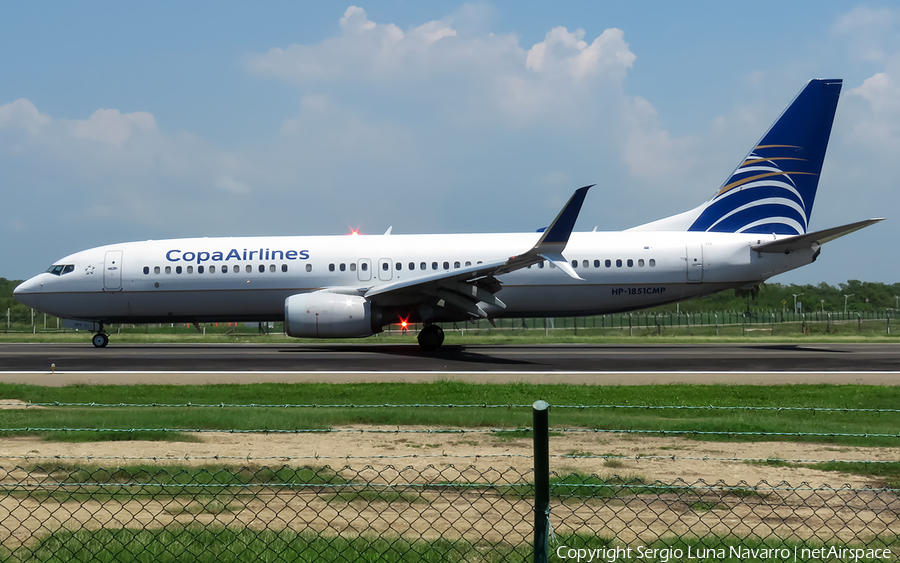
843;294;855;314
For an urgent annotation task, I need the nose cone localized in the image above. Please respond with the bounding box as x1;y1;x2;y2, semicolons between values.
13;276;43;307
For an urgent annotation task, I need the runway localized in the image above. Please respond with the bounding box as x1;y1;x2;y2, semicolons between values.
0;343;898;385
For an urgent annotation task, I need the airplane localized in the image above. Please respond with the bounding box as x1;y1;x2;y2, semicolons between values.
14;78;883;351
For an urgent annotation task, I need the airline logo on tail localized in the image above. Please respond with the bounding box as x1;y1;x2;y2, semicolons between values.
688;79;842;235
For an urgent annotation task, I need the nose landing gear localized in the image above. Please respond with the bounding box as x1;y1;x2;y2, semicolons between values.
417;324;444;352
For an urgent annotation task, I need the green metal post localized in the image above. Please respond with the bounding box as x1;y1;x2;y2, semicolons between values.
533;400;550;563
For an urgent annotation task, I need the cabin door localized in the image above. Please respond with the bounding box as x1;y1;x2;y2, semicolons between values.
103;250;123;291
686;245;703;283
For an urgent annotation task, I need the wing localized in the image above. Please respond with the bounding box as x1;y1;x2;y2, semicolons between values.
364;185;594;319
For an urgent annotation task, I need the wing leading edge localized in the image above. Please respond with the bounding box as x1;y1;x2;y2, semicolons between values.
364;185;594;318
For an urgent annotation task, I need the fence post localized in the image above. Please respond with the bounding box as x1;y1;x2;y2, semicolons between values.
533;400;550;563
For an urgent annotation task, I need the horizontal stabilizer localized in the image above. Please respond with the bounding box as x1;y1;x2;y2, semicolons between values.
751;218;883;253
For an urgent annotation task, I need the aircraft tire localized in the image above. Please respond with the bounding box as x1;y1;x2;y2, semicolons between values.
417;325;444;352
92;333;109;348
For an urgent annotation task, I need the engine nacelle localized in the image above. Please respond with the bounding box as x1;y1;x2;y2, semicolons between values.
284;292;378;338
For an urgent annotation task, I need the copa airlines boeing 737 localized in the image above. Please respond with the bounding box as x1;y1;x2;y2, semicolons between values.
14;79;883;350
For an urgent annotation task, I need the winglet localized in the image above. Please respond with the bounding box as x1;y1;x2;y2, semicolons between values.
496;185;593;280
532;185;593;251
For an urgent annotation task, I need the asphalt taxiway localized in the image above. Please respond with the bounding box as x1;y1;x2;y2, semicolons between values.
0;343;897;385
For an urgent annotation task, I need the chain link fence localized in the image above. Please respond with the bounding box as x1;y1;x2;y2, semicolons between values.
0;403;898;561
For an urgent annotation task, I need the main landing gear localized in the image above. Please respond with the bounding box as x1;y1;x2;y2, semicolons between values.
91;324;109;348
417;325;444;352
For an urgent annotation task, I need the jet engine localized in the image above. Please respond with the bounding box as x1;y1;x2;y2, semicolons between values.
284;292;381;338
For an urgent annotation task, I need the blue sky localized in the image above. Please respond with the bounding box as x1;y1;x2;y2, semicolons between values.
2;1;897;285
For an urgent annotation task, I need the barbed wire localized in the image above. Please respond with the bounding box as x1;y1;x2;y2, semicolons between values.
552;428;900;439
0;453;896;465
20;401;900;414
2;426;898;438
0;427;528;434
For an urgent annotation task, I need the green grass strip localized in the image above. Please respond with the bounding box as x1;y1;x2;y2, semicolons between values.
1;382;899;446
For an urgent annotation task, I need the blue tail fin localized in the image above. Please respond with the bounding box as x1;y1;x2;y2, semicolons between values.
687;79;842;235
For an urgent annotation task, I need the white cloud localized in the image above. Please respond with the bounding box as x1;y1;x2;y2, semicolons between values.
67;108;157;146
831;6;895;61
0;98;51;135
526;27;634;83
215;175;251;194
622;96;698;180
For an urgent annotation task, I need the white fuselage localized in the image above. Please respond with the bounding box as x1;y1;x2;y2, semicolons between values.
14;230;815;325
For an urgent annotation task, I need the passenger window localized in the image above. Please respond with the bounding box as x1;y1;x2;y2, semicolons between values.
233;265;240;273
329;264;335;272
408;262;415;270
143;266;150;275
282;264;288;272
420;262;426;270
538;262;544;269
176;266;182;274
269;264;276;272
649;259;656;267
443;261;449;270
350;263;357;272
465;261;471;267
340;263;346;272
396;262;401;270
432;262;438;270
246;265;252;273
154;266;160;274
605;259;611;268
259;264;265;273
454;261;460;268
571;260;578;268
210;265;216;273
198;266;204;274
638;259;645;267
583;260;589;268
616;259;622;268
361;263;368;271
222;266;228;274
382;262;389;271
594;260;600;268
187;266;194;274
306;264;312;272
165;266;171;274
549;262;556;269
627;259;633;267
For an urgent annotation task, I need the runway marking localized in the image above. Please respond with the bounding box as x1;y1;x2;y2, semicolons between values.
2;371;900;375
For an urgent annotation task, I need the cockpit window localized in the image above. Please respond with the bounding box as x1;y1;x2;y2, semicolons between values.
46;264;75;276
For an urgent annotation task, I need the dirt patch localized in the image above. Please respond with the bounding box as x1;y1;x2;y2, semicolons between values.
1;429;895;488
1;430;897;550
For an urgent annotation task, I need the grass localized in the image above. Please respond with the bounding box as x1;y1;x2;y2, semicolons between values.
746;459;900;487
4;528;531;563
0;464;348;503
7;529;898;563
690;500;729;512
0;381;898;446
327;488;426;504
